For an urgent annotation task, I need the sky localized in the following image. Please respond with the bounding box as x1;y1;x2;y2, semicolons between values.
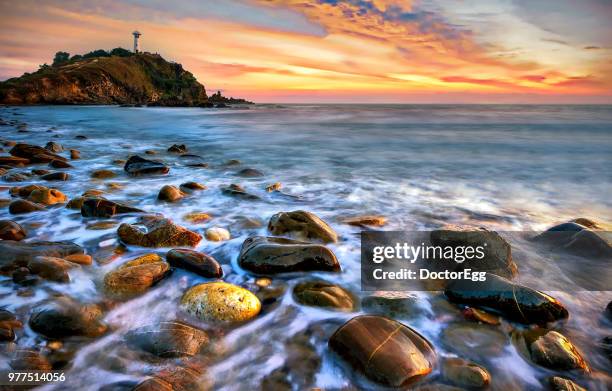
0;0;611;103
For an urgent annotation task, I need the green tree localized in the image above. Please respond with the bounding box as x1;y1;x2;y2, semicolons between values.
110;47;133;57
52;51;70;66
83;49;110;59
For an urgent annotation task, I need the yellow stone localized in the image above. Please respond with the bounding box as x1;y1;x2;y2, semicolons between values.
205;227;230;241
183;212;211;223
181;282;261;323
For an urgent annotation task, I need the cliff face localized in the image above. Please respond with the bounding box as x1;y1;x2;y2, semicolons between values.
0;53;208;106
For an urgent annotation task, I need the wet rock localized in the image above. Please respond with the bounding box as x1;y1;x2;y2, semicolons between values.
70;149;80;159
445;273;568;324
132;366;210;391
0;220;26;240
3;171;29;182
83;189;107;197
45;141;63;153
205;226;230;241
606;301;612;321
81;198;144;218
534;220;612;259
103;254;170;298
329;315;436;387
340;215;387;227
118;218;202;248
10;349;52;370
28;188;67;205
293;280;355;311
166;249;222;278
158;185;185;202
179;181;206;193
234;215;263;229
548;377;587;391
125;320;209;357
0;240;84;271
224;159;241;166
124;155;170;176
91;169;117;179
167;144;187;153
64;253;93;265
9;199;44;214
221;183;260;200
441;323;507;361
66;196;91;210
442;357;490;389
361;293;426;319
0;155;29;166
183;212;211;223
431;227;517;278
41;171;69;181
268;210;338;243
238;236;340;274
513;330;589;372
49;159;73;168
10;143;67;163
32;168;50;175
75;135;87;139
600;336;612;360
265;182;282;192
236;167;263;177
0;309;22;341
10;184;46;197
27;256;79;283
29;297;107;339
462;307;500;325
12;266;39;285
181;281;261;323
144;149;157;155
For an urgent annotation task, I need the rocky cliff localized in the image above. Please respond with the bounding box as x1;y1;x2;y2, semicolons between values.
0;53;210;106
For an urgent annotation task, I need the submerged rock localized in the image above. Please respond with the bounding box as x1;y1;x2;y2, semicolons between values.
0;220;26;241
81;198;144;218
442;357;490;389
29;297;107;338
236;167;264;177
238;236;340;274
45;141;63;153
340;215;387;227
268;210;338;243
91;169;117;179
293;280;355;311
441;323;508;361
124;155;170;176
166;249;222;278
0;155;29;166
513;329;589;372
10;143;67;163
9;199;44;214
221;183;260;200
329;315;436;387
0;309;22;342
41;171;69;181
132;366;210;391
27;188;67;205
118;218;202;248
445;273;568;324
125;320;209;357
10;349;52;370
361;293;426;319
167;144;187;153
103;253;170;298
27;256;79;283
0;240;84;269
70;149;80;159
181;281;261;323
49;159;73;168
534;219;612;259
179;181;206;192
548;377;587;391
157;185;185;202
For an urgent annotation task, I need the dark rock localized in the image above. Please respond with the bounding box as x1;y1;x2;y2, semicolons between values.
548;377;587;391
167;144;187;153
75;135;87;140
0;309;22;342
29;297;107;338
600;336;612;361
10;349;52;370
445;273;568;324
81;198;144;218
45;141;63;153
329;315;436;387
9;199;44;214
49;159;73;168
442;357;490;389
158;185;185;202
118;218;202;248
32;168;50;175
0;220;26;240
10;143;67;163
124;155;169;176
236;167;263;177
179;181;206;192
0;155;29;166
221;183;260;200
125;320;209;357
293;280;355;311
238;236;340;274
166;249;222;278
9;184;46;197
13;266;39;285
513;329;589;372
534;220;612;259
361;293;426;319
91;169;117;179
27;256;78;283
104;254;170;298
132;366;210;391
0;240;84;270
70;149;80;159
441;323;507;361
268;210;338;243
3;172;29;182
41;171;69;181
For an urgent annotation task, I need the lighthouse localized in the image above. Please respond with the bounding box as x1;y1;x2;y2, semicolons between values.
132;31;141;53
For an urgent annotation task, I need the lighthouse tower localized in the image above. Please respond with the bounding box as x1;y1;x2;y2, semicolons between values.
132;31;141;53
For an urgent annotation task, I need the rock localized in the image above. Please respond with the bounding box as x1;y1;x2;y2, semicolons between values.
10;349;52;370
607;301;612;321
238;236;340;274
600;336;612;361
167;144;187;153
0;309;22;342
265;182;282;192
0;155;29;166
534;220;612;259
268;210;338;243
12;266;38;285
27;256;79;283
9;199;44;214
45;141;63;153
181;281;261;323
10;143;67;163
32;168;50;175
66;196;89;210
442;358;490;389
462;307;500;325
293;280;355;311
124;155;170;176
125;320;209;357
75;135;87;139
183;212;211;223
166;249;222;278
83;189;107;197
132;366;209;391
430;227;517;278
3;172;29;182
91;169;117;179
205;227;230;241
513;330;589;372
224;159;241;166
158;185;185;202
0;240;84;270
81;198;144;218
0;220;26;240
64;253;93;265
49;159;73;168
41;171;69;181
329;315;436;387
144;149;157;155
361;293;426;319
221;183;260;200
548;377;587;391
10;184;46;197
103;254;170;298
445;273;568;324
70;149;80;159
118;218;202;248
27;188;67;205
179;181;206;192
340;215;387;227
29;297;107;338
236;167;264;177
441;323;507;361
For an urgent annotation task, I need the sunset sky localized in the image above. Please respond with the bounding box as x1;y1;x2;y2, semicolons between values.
1;0;611;103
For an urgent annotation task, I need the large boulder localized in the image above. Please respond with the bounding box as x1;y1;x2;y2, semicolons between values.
238;236;340;274
293;280;355;311
103;254;170;298
513;330;589;372
268;210;338;243
29;296;107;339
10;143;67;163
81;198;144;218
430;227;517;278
125;320;209;358
445;273;568;324
0;220;26;241
181;281;261;323
166;249;222;278
124;155;169;176
118;218;202;248
534;219;611;259
328;315;436;387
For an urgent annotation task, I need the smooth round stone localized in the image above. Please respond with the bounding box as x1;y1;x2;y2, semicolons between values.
0;220;26;241
103;254;170;298
27;188;67;205
91;169;117;179
205;227;230;241
442;357;491;389
268;210;338;243
293;280;355;311
166;249;222;278
9;199;44;214
125;320;209;357
442;323;508;361
513;330;590;372
181;282;261;323
158;185;185;202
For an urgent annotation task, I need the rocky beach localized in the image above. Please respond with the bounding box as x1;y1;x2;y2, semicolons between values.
0;104;610;391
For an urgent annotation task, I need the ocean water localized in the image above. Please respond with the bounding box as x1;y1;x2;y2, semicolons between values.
0;104;611;390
